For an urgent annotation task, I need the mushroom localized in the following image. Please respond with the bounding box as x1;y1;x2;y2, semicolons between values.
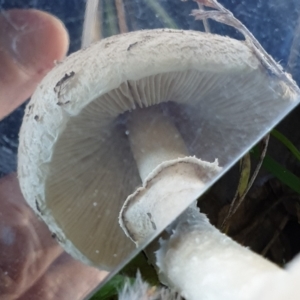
118;130;285;299
18;28;297;278
123;203;287;300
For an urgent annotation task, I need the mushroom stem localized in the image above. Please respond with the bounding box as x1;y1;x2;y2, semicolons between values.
127;106;189;182
121;109;286;299
153;203;286;300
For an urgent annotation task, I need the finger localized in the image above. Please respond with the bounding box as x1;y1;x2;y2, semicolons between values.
0;9;69;120
0;174;107;300
18;253;107;300
0;174;63;299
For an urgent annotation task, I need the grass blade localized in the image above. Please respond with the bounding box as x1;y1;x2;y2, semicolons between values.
145;0;178;29
271;129;300;162
252;147;300;195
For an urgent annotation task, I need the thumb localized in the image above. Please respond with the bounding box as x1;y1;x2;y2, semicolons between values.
0;9;69;120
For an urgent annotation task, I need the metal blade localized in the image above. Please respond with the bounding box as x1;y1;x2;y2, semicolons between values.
83;0;300;297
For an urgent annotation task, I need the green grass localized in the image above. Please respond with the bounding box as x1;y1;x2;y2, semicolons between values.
90;274;133;300
271;129;300;162
252;146;300;195
90;252;159;299
145;0;178;29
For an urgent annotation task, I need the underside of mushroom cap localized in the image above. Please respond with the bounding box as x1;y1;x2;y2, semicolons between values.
18;29;297;270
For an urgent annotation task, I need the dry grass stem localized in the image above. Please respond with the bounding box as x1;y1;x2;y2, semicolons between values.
261;215;289;257
191;0;300;95
82;0;102;47
222;134;270;231
115;0;128;33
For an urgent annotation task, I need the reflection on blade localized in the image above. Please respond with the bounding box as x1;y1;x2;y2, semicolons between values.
82;2;300;299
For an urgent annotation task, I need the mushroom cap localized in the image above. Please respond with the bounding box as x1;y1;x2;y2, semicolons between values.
18;29;296;270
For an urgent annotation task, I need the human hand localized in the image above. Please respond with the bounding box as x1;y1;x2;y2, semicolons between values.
0;9;68;120
0;9;107;300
